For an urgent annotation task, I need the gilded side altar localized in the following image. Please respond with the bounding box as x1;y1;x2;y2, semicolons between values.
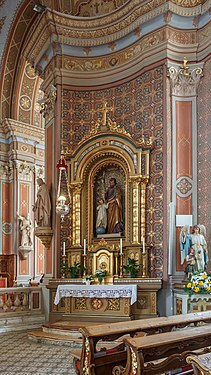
49;109;162;322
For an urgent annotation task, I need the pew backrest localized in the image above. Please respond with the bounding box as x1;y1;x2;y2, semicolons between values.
122;324;211;375
77;311;211;375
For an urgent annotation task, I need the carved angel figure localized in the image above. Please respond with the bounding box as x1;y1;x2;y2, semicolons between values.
17;213;32;247
189;225;208;272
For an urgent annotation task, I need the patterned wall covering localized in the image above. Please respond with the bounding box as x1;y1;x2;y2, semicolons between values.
197;59;211;249
63;65;164;277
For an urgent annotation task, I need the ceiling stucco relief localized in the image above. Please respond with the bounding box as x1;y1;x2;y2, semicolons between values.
23;0;168;55
170;0;206;6
17;62;42;126
23;0;211;69
0;2;37;120
40;0;129;17
42;27;197;78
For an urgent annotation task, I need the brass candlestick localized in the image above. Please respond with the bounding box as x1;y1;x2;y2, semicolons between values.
141;250;148;277
61;254;67;279
114;253;118;278
82;254;87;277
119;253;124;278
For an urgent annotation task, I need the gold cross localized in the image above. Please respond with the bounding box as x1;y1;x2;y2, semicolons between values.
97;101;113;126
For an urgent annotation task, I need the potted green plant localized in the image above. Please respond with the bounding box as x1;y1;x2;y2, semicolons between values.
123;257;141;278
68;261;85;278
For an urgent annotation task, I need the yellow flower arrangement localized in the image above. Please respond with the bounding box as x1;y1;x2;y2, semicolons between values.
185;272;211;295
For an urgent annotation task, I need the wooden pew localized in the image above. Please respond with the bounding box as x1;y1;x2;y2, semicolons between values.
186;352;211;375
71;311;211;375
122;325;211;375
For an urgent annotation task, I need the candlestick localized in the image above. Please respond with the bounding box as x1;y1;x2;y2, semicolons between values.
63;241;66;256
120;238;123;254
83;239;86;255
119;253;123;278
82;254;87;276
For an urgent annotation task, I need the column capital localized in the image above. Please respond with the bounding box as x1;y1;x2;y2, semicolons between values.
167;59;203;96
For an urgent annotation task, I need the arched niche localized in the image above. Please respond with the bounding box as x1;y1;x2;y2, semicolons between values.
67;133;151;248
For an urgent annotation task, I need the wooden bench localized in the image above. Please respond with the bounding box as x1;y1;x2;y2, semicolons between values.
121;324;211;375
70;311;211;375
187;352;211;375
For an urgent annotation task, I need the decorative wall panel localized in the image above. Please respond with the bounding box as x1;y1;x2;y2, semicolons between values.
63;65;164;277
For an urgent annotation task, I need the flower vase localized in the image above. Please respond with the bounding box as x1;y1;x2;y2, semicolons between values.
98;277;103;285
86;280;91;285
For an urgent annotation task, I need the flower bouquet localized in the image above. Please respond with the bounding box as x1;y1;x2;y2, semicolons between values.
185;271;211;295
83;275;94;285
95;269;107;284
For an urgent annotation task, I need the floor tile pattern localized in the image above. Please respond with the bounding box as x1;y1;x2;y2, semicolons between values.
0;331;77;375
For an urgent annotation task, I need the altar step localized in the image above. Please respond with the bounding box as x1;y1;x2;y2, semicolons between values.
0;312;46;333
28;320;105;347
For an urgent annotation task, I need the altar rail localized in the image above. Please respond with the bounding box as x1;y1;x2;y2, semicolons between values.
0;286;43;313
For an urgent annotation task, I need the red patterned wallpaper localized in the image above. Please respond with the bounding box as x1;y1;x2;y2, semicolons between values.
63;66;164;277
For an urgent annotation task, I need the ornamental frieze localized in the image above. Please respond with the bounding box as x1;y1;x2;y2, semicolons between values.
199;23;211;43
54;0;128;17
170;0;206;7
23;0;208;65
62;30;164;73
167;28;197;44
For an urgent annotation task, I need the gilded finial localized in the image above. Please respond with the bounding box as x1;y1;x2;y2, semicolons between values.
183;56;188;69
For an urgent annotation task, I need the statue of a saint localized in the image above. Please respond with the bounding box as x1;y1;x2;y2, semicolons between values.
96;198;108;230
33;178;51;227
190;225;208;272
17;213;32;247
105;178;123;233
180;226;191;265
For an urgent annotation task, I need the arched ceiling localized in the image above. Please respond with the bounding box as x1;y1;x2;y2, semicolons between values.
0;0;43;123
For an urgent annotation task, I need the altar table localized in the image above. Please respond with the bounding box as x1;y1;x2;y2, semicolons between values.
54;284;137;305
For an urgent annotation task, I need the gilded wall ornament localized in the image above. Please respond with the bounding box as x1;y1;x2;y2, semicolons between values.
20;95;31;110
25;64;36;78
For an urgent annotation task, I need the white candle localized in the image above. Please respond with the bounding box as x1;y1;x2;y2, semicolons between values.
142;237;145;253
84;239;86;255
120;238;123;254
63;241;66;256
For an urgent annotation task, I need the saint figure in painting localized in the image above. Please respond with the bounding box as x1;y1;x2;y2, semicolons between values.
105;178;123;234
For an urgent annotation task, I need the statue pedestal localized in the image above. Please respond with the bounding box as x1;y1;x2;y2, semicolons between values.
174;283;211;314
19;246;32;259
34;227;53;249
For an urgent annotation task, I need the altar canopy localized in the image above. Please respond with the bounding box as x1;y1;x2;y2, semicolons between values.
54;284;137;306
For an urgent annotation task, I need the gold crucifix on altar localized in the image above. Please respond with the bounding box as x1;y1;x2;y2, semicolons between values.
97;101;113;126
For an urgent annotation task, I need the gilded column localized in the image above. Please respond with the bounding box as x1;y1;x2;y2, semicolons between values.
71;183;82;246
130;177;141;244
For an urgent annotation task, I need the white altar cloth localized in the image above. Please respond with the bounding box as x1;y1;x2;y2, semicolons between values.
54;284;137;306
